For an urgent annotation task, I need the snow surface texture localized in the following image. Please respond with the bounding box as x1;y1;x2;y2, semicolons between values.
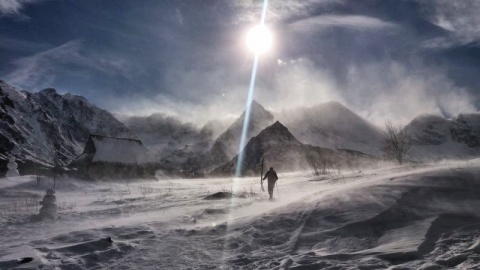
1;160;480;269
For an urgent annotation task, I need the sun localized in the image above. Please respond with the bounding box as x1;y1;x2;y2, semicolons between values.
246;25;272;54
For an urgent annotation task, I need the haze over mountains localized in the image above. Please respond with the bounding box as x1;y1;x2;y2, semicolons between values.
278;101;383;155
1;79;480;176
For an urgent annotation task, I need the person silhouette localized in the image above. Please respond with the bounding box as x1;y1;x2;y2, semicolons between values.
262;167;278;199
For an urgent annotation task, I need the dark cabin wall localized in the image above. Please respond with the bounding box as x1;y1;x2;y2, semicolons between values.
83;137;96;154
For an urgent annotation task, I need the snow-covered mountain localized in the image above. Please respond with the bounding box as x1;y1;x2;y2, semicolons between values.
405;113;480;160
278;101;383;155
209;100;274;164
0;80;134;172
405;114;451;145
212;121;371;176
212;121;309;176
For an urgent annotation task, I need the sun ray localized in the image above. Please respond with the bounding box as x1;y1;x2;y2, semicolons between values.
221;0;270;267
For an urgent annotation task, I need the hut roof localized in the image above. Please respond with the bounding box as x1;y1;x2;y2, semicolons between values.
71;134;154;166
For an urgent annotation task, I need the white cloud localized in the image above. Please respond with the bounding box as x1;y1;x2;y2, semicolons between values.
0;0;37;16
109;55;478;128
421;0;480;47
343;61;477;126
258;58;342;112
289;15;397;34
229;0;345;23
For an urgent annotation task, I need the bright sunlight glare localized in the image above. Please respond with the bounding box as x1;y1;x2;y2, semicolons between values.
246;25;272;54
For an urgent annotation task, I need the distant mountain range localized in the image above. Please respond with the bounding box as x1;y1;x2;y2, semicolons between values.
1;79;480;176
121;113;213;160
212;121;372;176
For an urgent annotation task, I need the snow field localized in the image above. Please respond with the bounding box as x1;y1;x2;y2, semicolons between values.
0;159;480;269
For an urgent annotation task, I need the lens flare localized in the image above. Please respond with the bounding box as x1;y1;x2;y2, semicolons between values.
246;25;272;54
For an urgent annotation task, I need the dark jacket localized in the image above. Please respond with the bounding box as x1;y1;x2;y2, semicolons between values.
263;170;278;183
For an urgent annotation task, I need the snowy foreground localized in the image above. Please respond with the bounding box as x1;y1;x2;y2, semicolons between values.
2;161;480;269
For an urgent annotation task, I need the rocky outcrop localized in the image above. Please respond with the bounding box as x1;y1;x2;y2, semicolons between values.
404;114;451;145
0;80;134;173
450;114;480;148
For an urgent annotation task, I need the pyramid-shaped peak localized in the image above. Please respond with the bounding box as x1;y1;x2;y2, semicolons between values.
249;100;269;113
251;99;263;108
255;121;301;144
237;99;273;122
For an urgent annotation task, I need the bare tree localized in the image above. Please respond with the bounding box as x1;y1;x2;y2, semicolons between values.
381;120;411;164
306;152;329;176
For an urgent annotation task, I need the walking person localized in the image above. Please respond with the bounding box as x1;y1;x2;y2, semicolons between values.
262;167;278;200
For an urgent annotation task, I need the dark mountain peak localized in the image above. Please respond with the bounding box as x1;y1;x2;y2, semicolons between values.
230;100;274;129
254;121;301;145
209;101;275;164
264;121;286;133
250;99;264;109
244;101;273;125
243;100;272;117
39;88;58;96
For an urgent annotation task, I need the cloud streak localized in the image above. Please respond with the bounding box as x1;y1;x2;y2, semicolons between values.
230;0;345;23
0;0;38;16
4;40;136;91
289;15;398;34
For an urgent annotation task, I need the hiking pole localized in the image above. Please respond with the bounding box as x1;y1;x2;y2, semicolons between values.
260;157;265;192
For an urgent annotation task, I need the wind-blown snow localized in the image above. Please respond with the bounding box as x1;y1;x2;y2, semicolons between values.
1;160;480;269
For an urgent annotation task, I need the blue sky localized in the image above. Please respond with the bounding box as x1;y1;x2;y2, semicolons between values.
0;0;479;125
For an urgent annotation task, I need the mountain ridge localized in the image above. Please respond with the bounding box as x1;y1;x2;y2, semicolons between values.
0;80;135;173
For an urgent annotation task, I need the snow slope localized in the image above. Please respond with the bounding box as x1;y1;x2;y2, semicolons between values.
1;160;480;269
405;113;480;161
278;101;383;155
